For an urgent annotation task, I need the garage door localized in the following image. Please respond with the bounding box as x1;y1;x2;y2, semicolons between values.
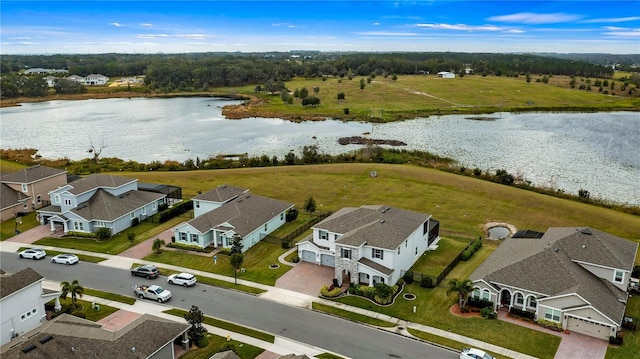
300;250;316;263
320;254;335;267
566;317;611;340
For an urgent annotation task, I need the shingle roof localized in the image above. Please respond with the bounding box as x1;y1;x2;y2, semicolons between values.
1;165;66;184
359;257;394;276
71;189;165;221
66;174;137;195
0;313;189;359
211;351;241;359
316;205;431;250
0;184;29;211
471;227;637;326
188;192;293;237
193;184;248;203
0;267;43;299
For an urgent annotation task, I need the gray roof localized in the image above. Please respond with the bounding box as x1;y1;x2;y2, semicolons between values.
193;184;248;203
188;192;293;237
72;189;165;221
471;227;637;325
1;165;66;184
66;174;137;195
0;313;189;359
210;351;241;359
1;184;29;211
317;205;431;250
0;267;43;299
359;257;394;276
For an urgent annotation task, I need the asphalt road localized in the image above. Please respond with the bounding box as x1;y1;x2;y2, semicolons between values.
2;253;459;359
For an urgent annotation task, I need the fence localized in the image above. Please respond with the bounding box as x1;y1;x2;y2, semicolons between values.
403;229;481;287
261;211;332;249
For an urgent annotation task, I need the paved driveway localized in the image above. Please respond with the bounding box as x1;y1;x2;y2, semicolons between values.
554;331;608;359
275;262;335;297
7;224;53;244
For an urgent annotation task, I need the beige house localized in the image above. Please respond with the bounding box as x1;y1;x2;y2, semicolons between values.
0;184;30;222
470;227;638;340
1;165;67;214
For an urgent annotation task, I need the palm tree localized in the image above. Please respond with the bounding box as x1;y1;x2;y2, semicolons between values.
60;279;84;309
446;278;474;310
152;238;164;254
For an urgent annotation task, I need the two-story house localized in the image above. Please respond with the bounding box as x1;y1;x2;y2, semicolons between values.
470;227;638;340
174;185;293;252
0;184;30;222
297;205;440;286
0;268;61;346
1;165;67;213
84;74;109;85
37;174;166;235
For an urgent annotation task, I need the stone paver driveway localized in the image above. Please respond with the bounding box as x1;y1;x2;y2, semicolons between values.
275;261;335;297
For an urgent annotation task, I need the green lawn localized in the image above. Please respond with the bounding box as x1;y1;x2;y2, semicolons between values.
176;333;264;359
1;212;39;241
312;302;396;327
408;328;509;359
606;295;640;359
410;236;471;278
47;297;119;322
30;248;107;264
83;288;137;305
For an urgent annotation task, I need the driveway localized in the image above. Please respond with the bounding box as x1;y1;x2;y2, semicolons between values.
7;224;54;244
275;261;335;297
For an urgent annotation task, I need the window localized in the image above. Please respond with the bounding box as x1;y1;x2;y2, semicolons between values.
482;290;490;301
55;194;61;204
36;195;41;204
73;222;84;231
397;247;400;255
195;201;200;208
21;184;28;192
280;213;284;220
264;224;268;231
514;293;524;305
180;233;187;241
64;198;72;206
372;248;383;259
472;289;481;299
614;270;624;283
152;202;156;210
341;248;352;259
191;234;198;242
130;212;135;219
319;230;328;240
415;247;418;255
423;222;429;235
142;207;146;215
544;308;561;322
405;240;407;247
96;221;107;228
528;297;537;308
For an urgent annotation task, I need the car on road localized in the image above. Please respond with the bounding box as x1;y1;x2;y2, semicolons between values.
131;264;159;279
18;248;47;260
51;253;79;265
460;347;495;359
167;272;197;287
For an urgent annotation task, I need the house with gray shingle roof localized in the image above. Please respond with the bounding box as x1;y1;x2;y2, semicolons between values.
0;184;30;222
0;313;190;359
297;205;440;287
37;174;166;236
470;227;638;341
0;268;61;346
174;185;294;251
1;165;67;212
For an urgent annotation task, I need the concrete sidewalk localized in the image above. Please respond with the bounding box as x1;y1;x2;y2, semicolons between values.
3;239;537;359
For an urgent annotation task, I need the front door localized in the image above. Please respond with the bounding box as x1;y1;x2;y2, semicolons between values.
501;289;512;307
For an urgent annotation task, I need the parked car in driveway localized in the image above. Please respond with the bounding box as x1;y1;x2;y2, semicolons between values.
167;272;197;287
131;264;159;279
51;253;79;265
18;248;46;260
460;347;495;359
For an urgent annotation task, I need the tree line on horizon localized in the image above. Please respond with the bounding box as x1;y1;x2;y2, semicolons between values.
2;51;630;99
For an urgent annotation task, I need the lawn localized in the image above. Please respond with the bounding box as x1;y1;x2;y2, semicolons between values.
410;236;472;278
83;288;137;305
21;247;106;263
1;212;39;241
175;333;264;359
407;328;509;359
47;297;119;322
312;302;396;327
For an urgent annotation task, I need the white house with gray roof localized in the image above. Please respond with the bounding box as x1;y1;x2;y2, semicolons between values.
37;174;166;236
173;185;294;251
297;205;440;287
470;227;638;340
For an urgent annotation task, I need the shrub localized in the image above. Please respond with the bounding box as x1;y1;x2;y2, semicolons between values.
481;307;496;319
158;203;169;211
95;227;111;241
64;231;96;239
467;298;494;309
538;319;562;331
343;108;349;114
510;307;536;320
420;276;434;288
403;271;414;284
461;238;482;261
285;208;299;222
195;336;209;348
219;342;237;353
291;256;300;263
218;248;232;256
131;217;140;226
166;242;214;253
127;232;136;242
320;285;343;298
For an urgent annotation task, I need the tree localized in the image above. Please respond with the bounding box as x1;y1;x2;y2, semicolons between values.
446;278;474;310
152;238;164;254
54;78;87;94
95;227;111;240
301;96;320;107
60;279;84;309
22;76;49;97
313;86;320;95
127;232;136;244
304;196;317;213
230;252;244;285
184;305;208;346
230;234;243;254
578;189;590;200
299;87;309;99
87;137;107;163
337;92;345;102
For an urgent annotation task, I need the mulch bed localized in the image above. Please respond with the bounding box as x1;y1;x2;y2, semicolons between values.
450;304;481;317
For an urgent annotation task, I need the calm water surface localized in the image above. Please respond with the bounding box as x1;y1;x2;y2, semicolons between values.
1;97;638;205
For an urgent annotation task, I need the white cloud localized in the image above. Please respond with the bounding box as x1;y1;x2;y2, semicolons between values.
109;22;122;27
140;23;153;27
416;23;503;32
354;31;419;36
136;34;168;39
176;34;210;39
488;13;580;24
373;22;380;26
604;29;640;37
582;16;640;23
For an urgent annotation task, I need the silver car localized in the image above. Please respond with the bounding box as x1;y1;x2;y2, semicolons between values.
460;347;495;359
51;253;79;265
167;272;197;287
18;248;47;260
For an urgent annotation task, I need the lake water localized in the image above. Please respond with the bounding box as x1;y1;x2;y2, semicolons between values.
1;97;638;205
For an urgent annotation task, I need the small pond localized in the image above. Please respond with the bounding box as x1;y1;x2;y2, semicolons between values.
488;226;510;239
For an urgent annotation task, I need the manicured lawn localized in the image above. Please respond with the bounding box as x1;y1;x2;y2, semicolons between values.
606;294;640;359
144;264;264;295
312;302;396;327
1;212;39;241
33;248;106;263
33;214;187;254
176;333;264;359
48;297;119;322
164;308;275;343
407;328;509;359
410;236;471;278
315;353;345;359
83;288;137;305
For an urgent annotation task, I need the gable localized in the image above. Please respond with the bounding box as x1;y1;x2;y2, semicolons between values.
1;165;66;184
193;184;248;203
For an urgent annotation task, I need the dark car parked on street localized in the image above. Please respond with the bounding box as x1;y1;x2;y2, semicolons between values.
131;264;159;279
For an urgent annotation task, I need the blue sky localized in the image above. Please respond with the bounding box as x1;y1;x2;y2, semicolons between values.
1;1;639;54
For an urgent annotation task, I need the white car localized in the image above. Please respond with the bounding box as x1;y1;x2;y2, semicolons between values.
167;272;197;287
51;253;79;265
18;248;47;260
460;347;495;359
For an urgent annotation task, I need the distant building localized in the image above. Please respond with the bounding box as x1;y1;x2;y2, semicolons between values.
23;68;68;75
437;71;455;79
